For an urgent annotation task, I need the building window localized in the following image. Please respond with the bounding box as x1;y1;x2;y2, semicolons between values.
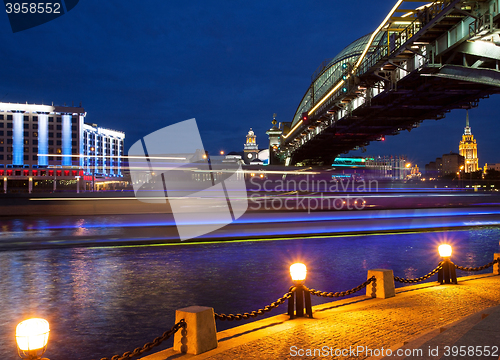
0;123;3;128
24;140;29;145
32;124;38;129
48;132;53;138
72;125;77;131
72;117;77;123
7;146;12;152
24;123;29;129
49;117;54;122
0;155;3;160
7;139;12;144
24;155;29;160
7;131;12;136
33;147;38;152
33;132;38;137
32;139;38;145
72;141;76;146
0;139;3;144
24;147;29;152
49;148;54;154
24;116;29;121
48;125;54;130
7;123;12;128
56;125;62;130
48;140;53;145
0;115;3;120
57;117;62;123
7;154;12;160
56;140;62;146
23;131;29;137
7;115;12;120
33;155;37;161
56;133;62;138
32;116;38;122
0;147;3;152
57;148;61;154
0;131;3;136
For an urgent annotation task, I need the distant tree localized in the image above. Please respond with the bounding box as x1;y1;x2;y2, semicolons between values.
485;169;500;180
469;170;484;180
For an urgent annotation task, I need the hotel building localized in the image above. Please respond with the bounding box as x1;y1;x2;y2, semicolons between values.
0;102;125;192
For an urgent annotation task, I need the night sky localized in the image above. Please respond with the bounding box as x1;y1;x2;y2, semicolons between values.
1;0;499;168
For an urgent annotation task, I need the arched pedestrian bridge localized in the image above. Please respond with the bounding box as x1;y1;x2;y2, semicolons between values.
279;0;500;165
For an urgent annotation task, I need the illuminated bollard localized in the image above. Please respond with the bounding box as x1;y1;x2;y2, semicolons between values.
16;318;50;360
438;244;457;284
288;263;313;319
494;253;500;275
366;269;395;299
173;306;218;355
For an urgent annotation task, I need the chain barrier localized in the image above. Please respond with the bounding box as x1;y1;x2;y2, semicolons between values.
214;291;293;321
308;276;375;298
455;258;500;272
100;319;186;360
394;262;443;283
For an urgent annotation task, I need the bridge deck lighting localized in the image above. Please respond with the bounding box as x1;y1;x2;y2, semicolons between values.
16;318;50;359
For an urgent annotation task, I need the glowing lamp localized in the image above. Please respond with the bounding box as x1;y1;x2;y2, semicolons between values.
290;263;307;283
438;244;452;258
437;245;457;284
16;318;50;359
288;263;312;319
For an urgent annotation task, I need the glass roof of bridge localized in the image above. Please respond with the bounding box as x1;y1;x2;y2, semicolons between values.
327;30;385;75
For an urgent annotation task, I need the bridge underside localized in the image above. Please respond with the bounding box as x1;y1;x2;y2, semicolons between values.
290;65;500;165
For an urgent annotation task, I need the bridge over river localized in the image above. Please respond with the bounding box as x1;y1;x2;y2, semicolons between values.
279;0;500;165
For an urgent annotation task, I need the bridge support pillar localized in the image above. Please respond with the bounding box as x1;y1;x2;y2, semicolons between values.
366;269;395;299
173;306;218;355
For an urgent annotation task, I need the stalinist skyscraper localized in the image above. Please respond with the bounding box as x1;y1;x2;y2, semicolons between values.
458;110;479;173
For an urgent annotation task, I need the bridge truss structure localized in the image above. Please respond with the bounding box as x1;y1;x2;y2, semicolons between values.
280;0;500;165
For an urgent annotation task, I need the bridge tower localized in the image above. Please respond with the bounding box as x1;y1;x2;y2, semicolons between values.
243;128;259;164
459;111;479;173
266;113;282;165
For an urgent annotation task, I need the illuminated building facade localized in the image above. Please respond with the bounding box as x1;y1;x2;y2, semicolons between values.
0;102;125;192
0;102;85;168
82;123;124;176
459;111;479;173
243;128;259;164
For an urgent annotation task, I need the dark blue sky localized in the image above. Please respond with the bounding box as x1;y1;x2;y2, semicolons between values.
1;1;498;168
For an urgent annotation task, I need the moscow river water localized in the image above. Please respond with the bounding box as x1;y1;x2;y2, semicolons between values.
1;225;499;360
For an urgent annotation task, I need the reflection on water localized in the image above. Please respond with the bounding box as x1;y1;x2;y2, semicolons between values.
0;227;499;360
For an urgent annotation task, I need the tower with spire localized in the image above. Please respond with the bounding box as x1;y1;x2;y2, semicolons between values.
266;113;282;165
244;128;259;164
458;110;479;173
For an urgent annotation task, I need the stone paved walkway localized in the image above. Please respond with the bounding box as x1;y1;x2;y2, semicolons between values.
142;274;500;360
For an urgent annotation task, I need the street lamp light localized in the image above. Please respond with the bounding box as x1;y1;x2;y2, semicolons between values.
288;263;313;319
16;318;50;360
438;244;457;284
290;263;307;284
